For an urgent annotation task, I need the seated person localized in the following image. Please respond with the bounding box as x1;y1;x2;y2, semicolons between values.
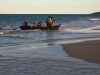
20;21;31;30
35;21;42;29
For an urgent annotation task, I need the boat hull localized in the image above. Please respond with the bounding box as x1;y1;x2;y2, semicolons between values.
20;24;61;30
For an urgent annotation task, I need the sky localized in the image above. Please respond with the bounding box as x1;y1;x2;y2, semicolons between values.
0;0;100;14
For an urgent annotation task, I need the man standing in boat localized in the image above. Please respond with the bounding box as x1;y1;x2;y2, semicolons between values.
46;16;55;30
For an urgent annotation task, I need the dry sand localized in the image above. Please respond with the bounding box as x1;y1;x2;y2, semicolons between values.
63;40;100;64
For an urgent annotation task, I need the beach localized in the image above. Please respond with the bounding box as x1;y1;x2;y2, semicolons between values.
63;39;100;64
0;14;100;75
0;39;100;75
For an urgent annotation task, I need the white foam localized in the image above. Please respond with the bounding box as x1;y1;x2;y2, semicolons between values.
73;25;100;33
0;32;4;35
89;18;100;21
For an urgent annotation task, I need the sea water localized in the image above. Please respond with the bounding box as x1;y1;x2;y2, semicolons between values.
0;14;100;75
0;14;100;47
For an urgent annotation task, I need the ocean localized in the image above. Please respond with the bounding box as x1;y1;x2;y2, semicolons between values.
0;14;100;47
0;14;100;75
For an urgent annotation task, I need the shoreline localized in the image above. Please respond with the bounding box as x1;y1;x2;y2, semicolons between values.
62;39;100;64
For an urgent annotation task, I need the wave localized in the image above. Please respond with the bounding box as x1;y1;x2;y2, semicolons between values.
0;32;4;35
88;18;100;21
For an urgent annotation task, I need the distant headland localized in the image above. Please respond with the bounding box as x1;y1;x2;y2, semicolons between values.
91;12;100;15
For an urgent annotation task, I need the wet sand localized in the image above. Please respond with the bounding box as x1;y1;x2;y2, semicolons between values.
63;40;100;64
93;28;100;30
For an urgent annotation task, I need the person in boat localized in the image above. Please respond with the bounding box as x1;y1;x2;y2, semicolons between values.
35;21;43;29
46;16;55;29
20;20;31;30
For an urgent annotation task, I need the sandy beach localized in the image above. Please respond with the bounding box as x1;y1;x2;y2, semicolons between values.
63;40;100;64
0;40;100;75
